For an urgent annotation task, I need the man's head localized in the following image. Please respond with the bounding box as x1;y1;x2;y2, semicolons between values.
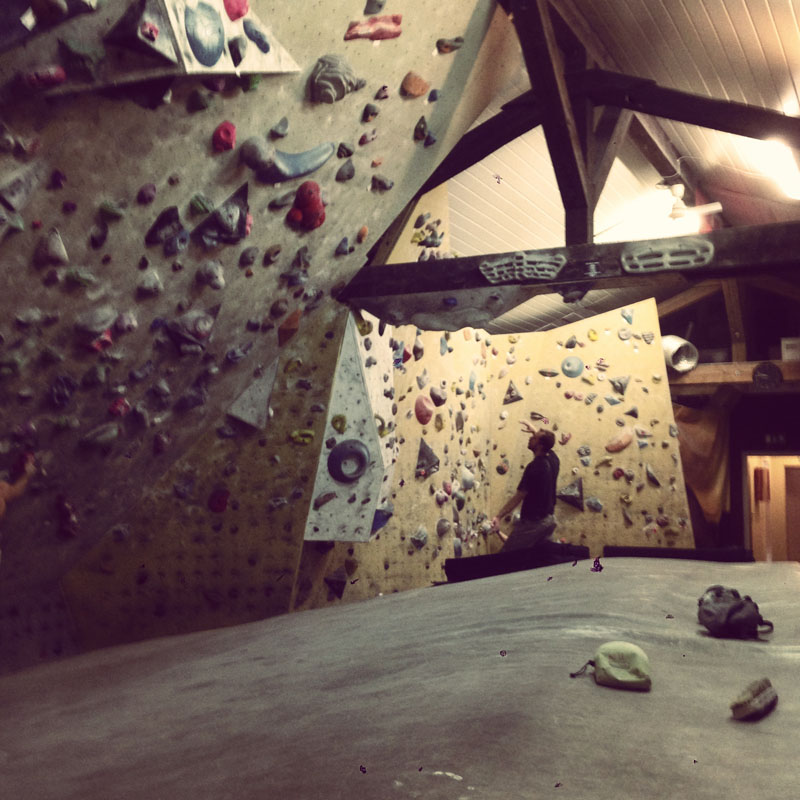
528;428;555;455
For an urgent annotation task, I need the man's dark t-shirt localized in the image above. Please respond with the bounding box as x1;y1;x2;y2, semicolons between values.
517;450;559;521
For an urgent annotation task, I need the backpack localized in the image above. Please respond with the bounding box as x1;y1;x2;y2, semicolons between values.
697;585;774;639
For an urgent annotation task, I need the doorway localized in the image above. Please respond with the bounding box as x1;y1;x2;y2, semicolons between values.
744;454;800;561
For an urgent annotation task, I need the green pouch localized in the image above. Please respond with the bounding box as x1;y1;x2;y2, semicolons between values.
570;641;652;691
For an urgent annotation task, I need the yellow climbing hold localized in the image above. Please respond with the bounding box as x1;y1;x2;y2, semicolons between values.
290;429;315;444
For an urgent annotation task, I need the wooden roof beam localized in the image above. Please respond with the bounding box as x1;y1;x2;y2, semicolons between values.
510;0;592;243
572;68;800;148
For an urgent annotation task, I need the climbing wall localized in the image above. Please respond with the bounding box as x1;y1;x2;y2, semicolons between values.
292;183;497;611
0;0;519;666
485;298;693;555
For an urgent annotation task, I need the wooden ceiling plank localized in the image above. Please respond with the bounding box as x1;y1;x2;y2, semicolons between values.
573;68;800;149
510;0;591;241
656;280;721;319
720;278;748;361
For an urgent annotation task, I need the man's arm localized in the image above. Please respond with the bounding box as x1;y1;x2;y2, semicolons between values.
491;489;527;532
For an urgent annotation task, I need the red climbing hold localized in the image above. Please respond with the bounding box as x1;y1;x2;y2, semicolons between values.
212;121;236;152
286;181;325;230
223;0;249;21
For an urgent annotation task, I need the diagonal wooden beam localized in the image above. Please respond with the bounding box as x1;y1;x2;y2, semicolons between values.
657;280;721;318
510;0;592;243
572;68;800;148
414;91;542;197
591;106;633;196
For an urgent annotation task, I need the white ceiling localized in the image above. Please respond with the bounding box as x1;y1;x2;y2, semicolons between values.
445;0;800;333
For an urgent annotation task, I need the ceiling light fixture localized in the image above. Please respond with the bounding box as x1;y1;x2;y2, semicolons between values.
666;183;723;219
745;138;800;200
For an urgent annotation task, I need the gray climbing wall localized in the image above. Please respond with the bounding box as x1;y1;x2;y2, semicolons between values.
0;0;521;665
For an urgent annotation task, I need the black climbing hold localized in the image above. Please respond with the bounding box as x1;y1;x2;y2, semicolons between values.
327;439;371;483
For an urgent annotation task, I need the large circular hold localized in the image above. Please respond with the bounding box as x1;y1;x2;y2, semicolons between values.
561;355;584;378
184;2;225;67
327;439;370;483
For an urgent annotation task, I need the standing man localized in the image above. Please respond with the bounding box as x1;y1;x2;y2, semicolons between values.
491;421;559;551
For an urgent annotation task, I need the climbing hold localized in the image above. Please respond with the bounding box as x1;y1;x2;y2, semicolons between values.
357;225;368;243
137;269;163;297
192;183;250;248
145;206;183;246
621;307;634;324
587;328;598;341
239;246;259;266
223;0;249;21
278;309;302;345
375;85;389;100
606;427;633;452
411;525;428;549
263;244;282;265
286;181;325;230
308;54;366;103
137;183;157;204
243;18;270;52
561;356;584;378
240;138;335;183
212;120;236;151
362;103;379;122
345;14;403;41
331;414;347;433
314;491;337;510
414;116;428;141
79;422;119;450
416;438;439;478
586;497;603;512
228;35;247;67
624;406;639;418
424;131;437;148
290;429;315;445
359;129;377;146
415;394;434;425
645;464;661;487
609;375;630;395
557;477;584;511
503;380;522;404
184;2;225;67
335;237;352;256
196;260;225;290
539;368;559;378
335;158;355;182
328;439;370;482
430;385;447;406
371;174;394;191
618;327;632;341
496;458;509;475
401;71;430;97
34;227;68;267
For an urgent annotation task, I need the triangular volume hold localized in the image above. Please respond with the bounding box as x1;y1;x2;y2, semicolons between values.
557;477;584;511
191;182;249;249
105;0;180;64
415;438;439;478
227;358;278;429
503;380;523;404
163;0;300;75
